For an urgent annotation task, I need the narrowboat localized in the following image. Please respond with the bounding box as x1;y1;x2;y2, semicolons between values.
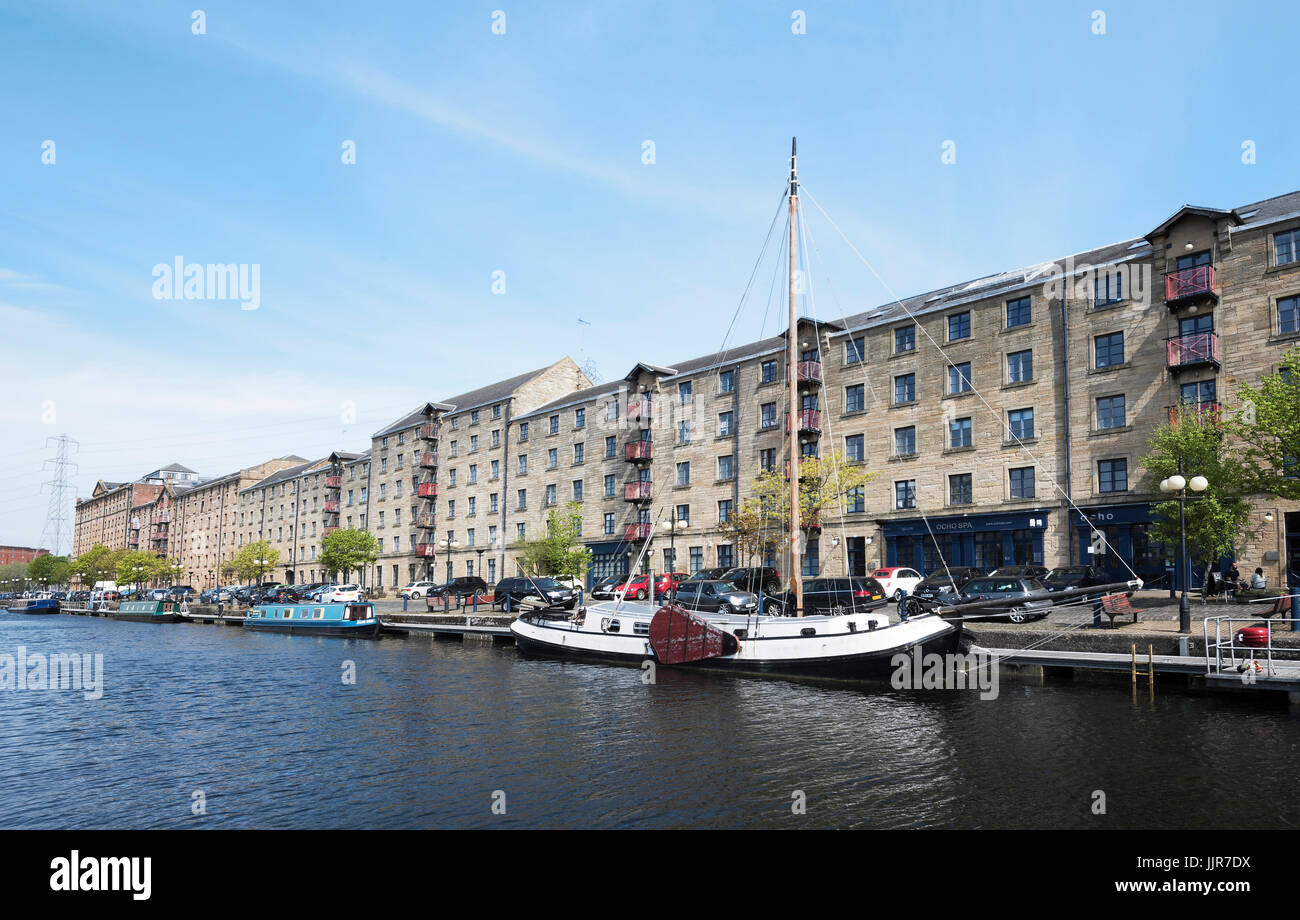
243;602;381;638
6;598;60;614
113;599;182;623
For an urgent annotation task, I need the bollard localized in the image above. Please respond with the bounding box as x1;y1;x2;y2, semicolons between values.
472;593;478;613
898;588;908;622
578;587;584;608
1291;581;1299;633
403;595;408;612
443;592;449;613
505;595;511;613
1091;596;1102;629
1179;635;1190;657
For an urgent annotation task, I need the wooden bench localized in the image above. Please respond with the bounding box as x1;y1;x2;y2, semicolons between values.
1099;593;1143;629
1251;594;1290;619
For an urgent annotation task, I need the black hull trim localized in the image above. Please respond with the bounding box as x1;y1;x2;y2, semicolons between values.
243;621;381;638
513;622;964;682
112;613;181;623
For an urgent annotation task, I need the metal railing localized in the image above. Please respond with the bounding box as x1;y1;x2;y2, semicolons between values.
1203;606;1299;677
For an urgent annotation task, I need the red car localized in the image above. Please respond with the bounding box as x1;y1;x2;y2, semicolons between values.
615;572;688;600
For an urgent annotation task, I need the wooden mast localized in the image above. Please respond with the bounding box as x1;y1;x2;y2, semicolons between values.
787;138;803;617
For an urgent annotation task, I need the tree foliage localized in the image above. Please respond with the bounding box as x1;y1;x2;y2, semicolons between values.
0;561;29;592
513;502;590;579
1230;346;1300;499
27;554;73;587
73;544;121;586
115;550;172;587
229;540;281;583
1139;407;1255;573
319;528;379;579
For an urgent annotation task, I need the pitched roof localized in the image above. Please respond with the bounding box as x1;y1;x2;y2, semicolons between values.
371;361;566;437
516;379;626;420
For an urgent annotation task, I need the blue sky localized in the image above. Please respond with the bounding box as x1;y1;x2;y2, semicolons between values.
1;0;1297;548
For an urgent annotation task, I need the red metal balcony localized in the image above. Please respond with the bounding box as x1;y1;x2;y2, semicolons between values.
627;398;653;423
800;512;822;532
624;523;652;541
415;542;437;557
797;360;822;385
625;440;653;462
417;423;439;440
786;409;822;434
416;512;437;528
324;475;342;488
418;451;438;468
1165;265;1217;305
322;526;338;537
417;482;438;498
1168;401;1222;426
1166;332;1220;370
323;500;340;513
624;481;652;502
151;512;169;525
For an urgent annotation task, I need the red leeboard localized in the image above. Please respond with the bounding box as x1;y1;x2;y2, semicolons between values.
649;604;739;664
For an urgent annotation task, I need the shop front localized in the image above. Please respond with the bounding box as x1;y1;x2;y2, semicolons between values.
585;539;631;590
882;509;1051;576
1072;503;1170;588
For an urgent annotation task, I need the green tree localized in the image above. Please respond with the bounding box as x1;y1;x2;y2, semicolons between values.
318;528;378;580
1140;407;1255;580
0;561;29;594
1230;346;1300;498
230;540;281;584
27;554;73;588
513;503;591;579
115;550;170;588
73;544;122;587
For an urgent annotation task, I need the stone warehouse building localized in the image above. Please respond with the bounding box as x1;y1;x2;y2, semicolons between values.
74;188;1300;592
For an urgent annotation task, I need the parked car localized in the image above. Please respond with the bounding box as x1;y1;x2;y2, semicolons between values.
427;577;488;599
989;565;1050;581
320;584;366;603
871;566;924;601
719;567;782;596
672;580;760;615
686;567;731;583
265;585;310;603
589;575;624;599
770;576;889;616
399;581;439;599
905;570;981;615
1042;565;1109;593
168;584;195;600
610;572;688;600
957;576;1053;623
493;576;578;610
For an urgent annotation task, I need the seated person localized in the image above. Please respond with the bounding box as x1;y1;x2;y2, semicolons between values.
1250;567;1267;590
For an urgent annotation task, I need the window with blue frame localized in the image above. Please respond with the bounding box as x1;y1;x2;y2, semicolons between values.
1009;467;1035;499
801;540;820;577
1095;332;1124;368
1097;395;1125;429
845;434;865;462
949;473;973;505
895;373;916;404
717;544;734;569
895;426;916;456
895;325;915;353
845;337;865;364
948;363;972;394
845;384;865;413
846;486;865;513
1006;296;1031;328
948;311;971;341
1007;349;1033;383
1098;458;1128;493
949;417;972;449
895;480;916;510
1094;270;1124;305
1279;295;1300;335
1276;229;1300;267
1008;408;1034;440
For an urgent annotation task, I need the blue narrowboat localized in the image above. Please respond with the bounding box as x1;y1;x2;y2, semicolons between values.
113;599;181;623
6;598;60;614
243;602;381;638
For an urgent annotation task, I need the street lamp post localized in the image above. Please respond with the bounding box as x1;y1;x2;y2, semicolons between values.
438;539;461;583
1160;464;1208;634
659;516;689;602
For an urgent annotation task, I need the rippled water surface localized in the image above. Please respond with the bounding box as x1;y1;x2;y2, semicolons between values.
1;612;1297;828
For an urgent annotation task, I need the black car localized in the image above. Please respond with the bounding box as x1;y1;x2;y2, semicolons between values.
493;577;577;610
686;567;730;582
719;567;782;596
427;576;488;599
957;576;1053;623
671;580;759;615
989;565;1050;580
589;574;625;599
1042;565;1109;593
769;576;888;616
905;571;976;614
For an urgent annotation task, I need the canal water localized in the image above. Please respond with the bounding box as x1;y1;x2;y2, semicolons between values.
1;612;1297;829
